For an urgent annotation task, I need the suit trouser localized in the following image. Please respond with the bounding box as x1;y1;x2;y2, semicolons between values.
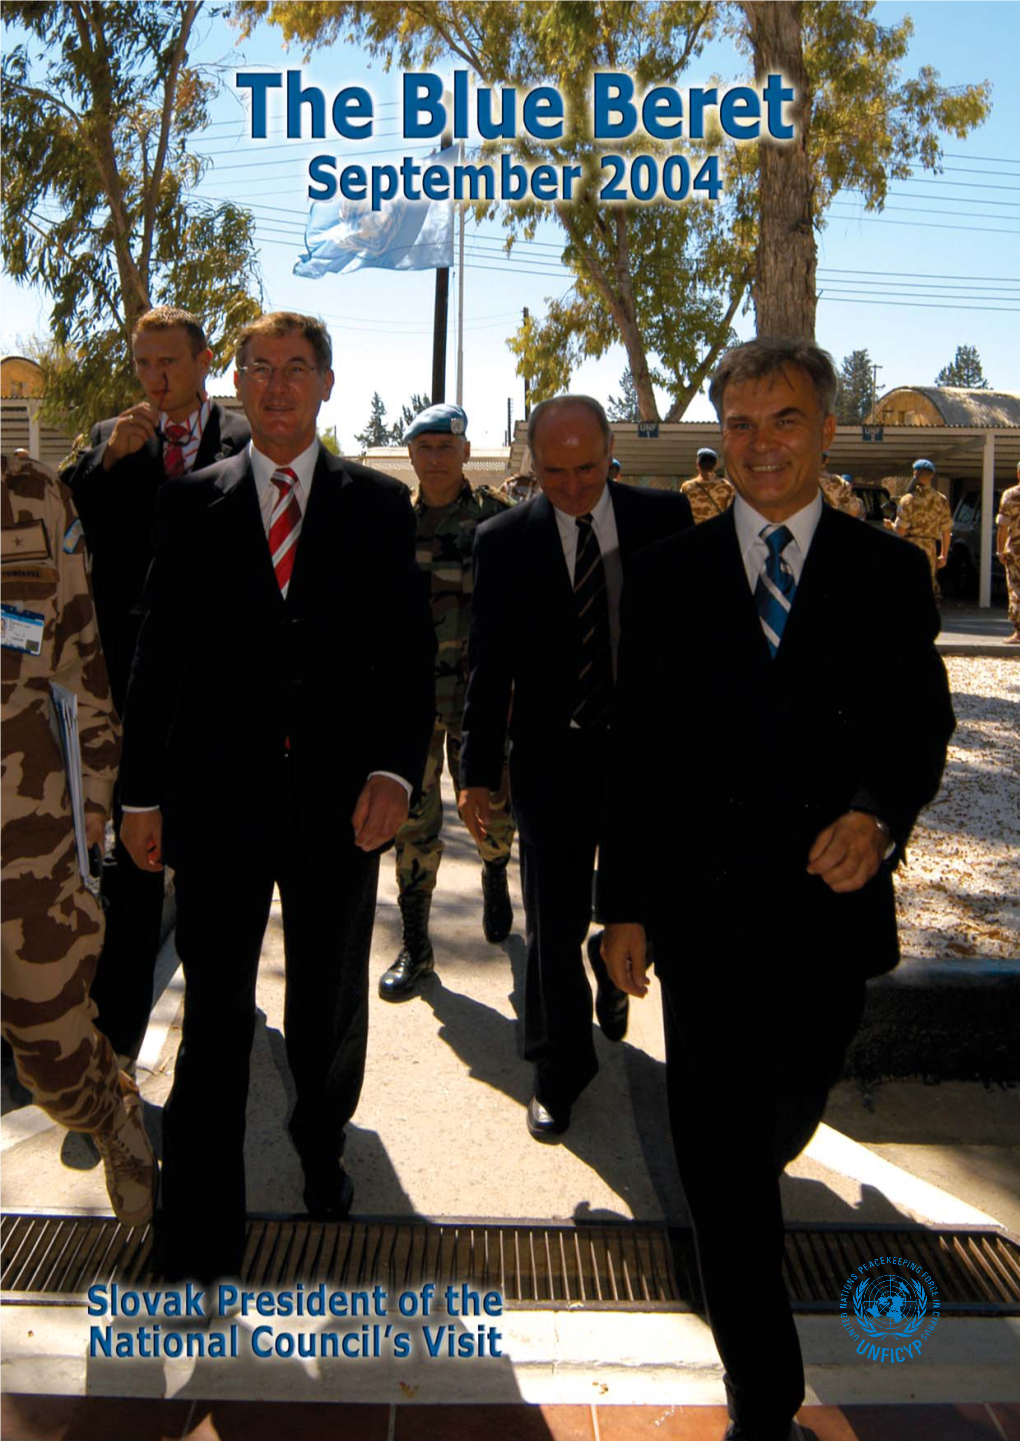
161;758;380;1282
659;957;865;1440
89;794;166;1062
511;727;607;1114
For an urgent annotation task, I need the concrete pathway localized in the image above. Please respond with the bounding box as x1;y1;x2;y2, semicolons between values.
2;771;1018;1424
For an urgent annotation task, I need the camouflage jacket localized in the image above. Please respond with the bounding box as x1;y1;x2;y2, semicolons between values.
896;485;952;541
1;452;120;818
412;480;511;729
680;476;734;524
996;485;1020;555
819;473;865;520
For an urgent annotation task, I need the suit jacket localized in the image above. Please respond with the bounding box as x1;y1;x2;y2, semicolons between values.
597;502;956;979
459;480;693;792
61;403;251;709
118;446;436;873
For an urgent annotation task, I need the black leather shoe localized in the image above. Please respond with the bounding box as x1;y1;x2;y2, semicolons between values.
587;932;628;1043
300;1155;355;1219
481;859;513;943
723;1421;811;1440
378;944;435;1000
527;1096;569;1142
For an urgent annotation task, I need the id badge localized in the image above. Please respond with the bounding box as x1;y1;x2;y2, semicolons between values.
1;604;45;655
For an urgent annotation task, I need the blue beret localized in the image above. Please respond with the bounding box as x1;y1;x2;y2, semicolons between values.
912;458;936;473
697;447;717;462
404;403;468;443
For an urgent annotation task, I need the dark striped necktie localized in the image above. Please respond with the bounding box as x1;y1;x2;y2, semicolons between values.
755;523;796;657
572;513;613;728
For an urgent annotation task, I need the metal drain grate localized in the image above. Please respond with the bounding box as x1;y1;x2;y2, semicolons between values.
2;1214;1018;1315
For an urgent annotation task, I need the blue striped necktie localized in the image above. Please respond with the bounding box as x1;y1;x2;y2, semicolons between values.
755;524;796;657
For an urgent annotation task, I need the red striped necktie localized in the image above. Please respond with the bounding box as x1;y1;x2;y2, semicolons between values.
269;466;302;597
163;422;189;479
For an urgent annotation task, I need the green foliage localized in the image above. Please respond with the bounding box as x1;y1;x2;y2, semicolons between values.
234;1;750;422
835;349;876;423
391;391;433;441
318;426;341;454
234;1;990;404
606;370;641;422
355;391;393;448
935;345;990;389
2;2;262;432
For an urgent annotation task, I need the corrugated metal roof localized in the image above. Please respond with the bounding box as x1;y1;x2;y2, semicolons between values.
878;387;1020;428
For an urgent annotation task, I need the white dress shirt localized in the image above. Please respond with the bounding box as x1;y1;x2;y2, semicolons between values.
733;489;824;593
160;397;212;474
550;480;620;578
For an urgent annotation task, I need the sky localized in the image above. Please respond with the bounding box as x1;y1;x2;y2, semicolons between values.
2;2;1018;448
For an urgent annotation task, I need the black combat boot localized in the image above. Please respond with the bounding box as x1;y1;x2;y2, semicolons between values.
481;858;513;943
378;893;435;1000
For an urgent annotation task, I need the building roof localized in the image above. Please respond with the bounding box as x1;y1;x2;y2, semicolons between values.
877;386;1020;428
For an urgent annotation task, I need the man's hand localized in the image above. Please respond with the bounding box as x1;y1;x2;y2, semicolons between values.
352;775;409;852
601;923;650;998
807;811;886;893
84;811;107;853
457;786;490;846
121;809;164;872
103;402;160;469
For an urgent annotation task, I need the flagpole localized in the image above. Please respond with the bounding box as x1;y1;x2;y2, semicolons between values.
431;125;454;403
456;138;465;407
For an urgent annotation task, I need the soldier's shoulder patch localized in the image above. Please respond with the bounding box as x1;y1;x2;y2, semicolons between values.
63;517;85;553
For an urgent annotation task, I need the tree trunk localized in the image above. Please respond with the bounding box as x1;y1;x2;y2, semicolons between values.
741;2;816;339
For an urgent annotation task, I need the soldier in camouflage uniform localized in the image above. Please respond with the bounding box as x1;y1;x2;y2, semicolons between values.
681;447;734;524
380;404;517;1000
996;460;1020;643
894;459;953;598
819;465;865;519
1;451;156;1226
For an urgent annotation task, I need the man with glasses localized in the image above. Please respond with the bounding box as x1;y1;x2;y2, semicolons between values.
118;311;435;1282
61;307;251;1079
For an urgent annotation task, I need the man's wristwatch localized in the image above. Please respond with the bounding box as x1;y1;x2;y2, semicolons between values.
849;810;896;861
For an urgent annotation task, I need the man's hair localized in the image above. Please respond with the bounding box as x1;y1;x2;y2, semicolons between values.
234;312;332;372
708;337;838;419
132;307;208;356
527;394;611;456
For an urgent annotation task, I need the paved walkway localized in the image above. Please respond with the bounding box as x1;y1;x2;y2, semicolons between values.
938;602;1016;655
2;770;1018;1434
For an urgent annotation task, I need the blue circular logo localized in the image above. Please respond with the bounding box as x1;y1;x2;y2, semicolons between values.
839;1257;940;1363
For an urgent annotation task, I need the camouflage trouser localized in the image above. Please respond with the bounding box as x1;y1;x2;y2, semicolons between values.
395;724;515;901
1;817;121;1133
1005;554;1020;629
908;535;943;599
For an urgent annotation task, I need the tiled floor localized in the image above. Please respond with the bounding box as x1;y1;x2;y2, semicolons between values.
1;1399;1018;1441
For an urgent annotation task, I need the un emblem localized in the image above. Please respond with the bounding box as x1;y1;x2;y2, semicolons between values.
853;1273;926;1339
839;1256;940;1364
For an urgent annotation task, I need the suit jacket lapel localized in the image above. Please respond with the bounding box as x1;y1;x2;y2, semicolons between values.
286;447;351;611
775;501;841;668
209;452;283;612
711;508;776;676
193;404;223;470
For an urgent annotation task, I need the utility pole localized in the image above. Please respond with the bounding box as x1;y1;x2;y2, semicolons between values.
870;362;883;418
506;398;513;447
522;307;531;420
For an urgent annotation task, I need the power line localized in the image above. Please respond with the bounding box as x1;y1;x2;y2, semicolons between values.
818;295;1019;313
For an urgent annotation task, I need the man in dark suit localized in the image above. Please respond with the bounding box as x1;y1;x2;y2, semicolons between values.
599;339;955;1441
458;396;692;1140
61;307;251;1072
119;311;435;1282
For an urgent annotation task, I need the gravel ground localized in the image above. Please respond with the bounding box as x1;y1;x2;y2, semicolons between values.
895;656;1019;960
